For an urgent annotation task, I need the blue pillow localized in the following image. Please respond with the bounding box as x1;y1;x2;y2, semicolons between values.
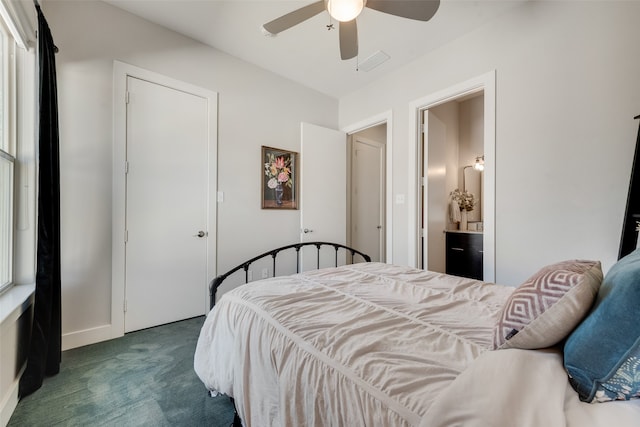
563;248;640;402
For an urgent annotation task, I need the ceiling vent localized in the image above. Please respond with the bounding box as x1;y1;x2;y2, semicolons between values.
358;50;390;72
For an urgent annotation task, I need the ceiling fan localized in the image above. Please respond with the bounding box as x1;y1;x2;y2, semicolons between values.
262;0;441;60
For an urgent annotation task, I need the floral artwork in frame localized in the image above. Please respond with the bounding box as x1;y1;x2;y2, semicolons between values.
261;146;298;209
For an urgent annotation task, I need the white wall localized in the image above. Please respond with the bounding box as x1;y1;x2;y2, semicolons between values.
459;95;484;223
340;0;640;285
42;1;338;347
42;0;640;345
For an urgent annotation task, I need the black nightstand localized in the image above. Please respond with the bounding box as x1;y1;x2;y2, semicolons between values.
445;231;483;280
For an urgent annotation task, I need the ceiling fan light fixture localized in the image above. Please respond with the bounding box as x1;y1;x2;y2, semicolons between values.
327;0;364;22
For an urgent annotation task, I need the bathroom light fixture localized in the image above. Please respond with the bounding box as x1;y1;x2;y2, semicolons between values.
327;0;365;22
474;155;485;171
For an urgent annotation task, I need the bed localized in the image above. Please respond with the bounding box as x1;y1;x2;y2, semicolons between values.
194;242;640;426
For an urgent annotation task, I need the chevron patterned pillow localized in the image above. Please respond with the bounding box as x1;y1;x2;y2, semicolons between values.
493;260;602;350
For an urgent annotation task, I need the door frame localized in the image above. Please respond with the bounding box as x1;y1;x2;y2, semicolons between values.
408;71;496;281
342;111;393;263
111;61;218;339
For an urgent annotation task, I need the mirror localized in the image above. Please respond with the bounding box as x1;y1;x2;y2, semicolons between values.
463;166;482;224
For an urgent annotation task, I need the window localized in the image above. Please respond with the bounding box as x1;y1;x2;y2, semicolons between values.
0;151;13;291
0;23;15;294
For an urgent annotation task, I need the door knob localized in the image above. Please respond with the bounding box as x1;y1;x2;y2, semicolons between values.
194;231;207;238
303;228;314;234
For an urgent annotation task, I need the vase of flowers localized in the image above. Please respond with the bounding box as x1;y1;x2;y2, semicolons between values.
450;188;476;231
274;183;284;205
264;153;292;206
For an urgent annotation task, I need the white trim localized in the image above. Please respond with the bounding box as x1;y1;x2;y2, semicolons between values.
0;282;32;324
342;111;393;264
62;323;113;351
1;26;11;153
0;0;36;51
0;364;25;427
0;27;14;294
14;32;37;285
408;71;496;282
111;61;218;342
0;284;32;426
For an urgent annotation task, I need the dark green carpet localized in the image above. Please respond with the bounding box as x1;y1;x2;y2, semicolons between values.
9;316;235;426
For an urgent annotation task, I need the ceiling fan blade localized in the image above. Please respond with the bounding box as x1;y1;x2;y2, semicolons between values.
339;20;358;60
366;0;440;21
263;1;326;35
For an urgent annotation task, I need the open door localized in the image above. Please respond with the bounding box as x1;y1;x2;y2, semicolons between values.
300;122;347;270
423;110;447;272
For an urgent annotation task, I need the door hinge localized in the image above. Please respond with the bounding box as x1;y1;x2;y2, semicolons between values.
125;91;130;104
123;299;127;313
125;161;129;174
124;229;128;243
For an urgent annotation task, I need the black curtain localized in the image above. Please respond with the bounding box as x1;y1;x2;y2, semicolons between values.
19;4;61;399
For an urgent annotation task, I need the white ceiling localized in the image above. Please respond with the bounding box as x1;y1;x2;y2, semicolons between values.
102;0;526;98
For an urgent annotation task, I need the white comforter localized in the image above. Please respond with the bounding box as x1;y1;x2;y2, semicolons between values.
194;262;640;426
422;347;640;427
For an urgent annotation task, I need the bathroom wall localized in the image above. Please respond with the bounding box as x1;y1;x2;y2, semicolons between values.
459;95;484;223
430;94;484;228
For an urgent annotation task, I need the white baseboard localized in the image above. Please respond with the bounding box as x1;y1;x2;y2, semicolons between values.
62;324;120;351
0;367;23;427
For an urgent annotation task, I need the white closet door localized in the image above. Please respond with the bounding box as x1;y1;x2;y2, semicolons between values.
351;137;385;262
125;76;209;332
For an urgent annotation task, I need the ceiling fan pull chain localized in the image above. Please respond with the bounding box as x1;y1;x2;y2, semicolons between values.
326;14;335;31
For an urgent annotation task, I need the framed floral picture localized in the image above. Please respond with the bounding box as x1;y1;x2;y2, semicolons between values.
261;146;298;209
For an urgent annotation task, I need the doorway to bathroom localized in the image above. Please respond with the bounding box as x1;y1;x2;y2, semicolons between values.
413;71;496;282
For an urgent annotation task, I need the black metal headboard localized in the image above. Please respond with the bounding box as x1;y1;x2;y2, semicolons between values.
209;241;371;309
619;115;640;259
